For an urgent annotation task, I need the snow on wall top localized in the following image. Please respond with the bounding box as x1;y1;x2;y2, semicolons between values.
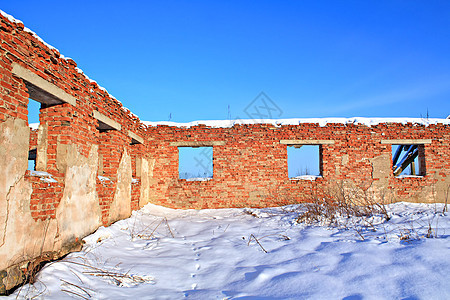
0;10;125;112
0;10;58;55
143;117;450;128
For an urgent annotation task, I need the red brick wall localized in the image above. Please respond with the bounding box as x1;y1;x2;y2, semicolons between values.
2;9;449;293
96;176;116;225
1;11;449;218
29;127;37;150
131;180;141;211
145;122;449;208
96;130;132;225
25;171;64;221
0;13;149;224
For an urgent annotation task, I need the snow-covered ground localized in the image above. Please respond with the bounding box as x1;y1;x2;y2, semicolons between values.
7;202;450;299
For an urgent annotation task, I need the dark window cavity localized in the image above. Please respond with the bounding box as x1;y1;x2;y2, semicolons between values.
392;144;426;177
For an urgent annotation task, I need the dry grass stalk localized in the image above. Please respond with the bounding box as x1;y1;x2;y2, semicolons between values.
60;279;92;299
60;259;153;287
82;271;151;286
294;182;393;242
164;217;175;238
243;210;259;218
248;234;268;253
60;289;90;299
444;185;449;214
130;216;174;240
296;182;390;227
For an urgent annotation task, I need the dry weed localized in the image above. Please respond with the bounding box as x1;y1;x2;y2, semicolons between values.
296;183;390;227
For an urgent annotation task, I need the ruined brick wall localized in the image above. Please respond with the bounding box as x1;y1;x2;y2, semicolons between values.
144;122;449;209
0;9;449;294
0;12;150;293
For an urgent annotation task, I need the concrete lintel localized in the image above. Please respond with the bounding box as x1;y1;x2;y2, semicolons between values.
381;139;432;145
12;63;77;106
93;110;122;131
280;139;335;145
128;130;144;144
170;141;226;147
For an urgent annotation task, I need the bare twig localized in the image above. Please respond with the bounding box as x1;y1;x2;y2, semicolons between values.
248;234;268;253
69;269;84;284
354;228;365;241
61;289;90;300
135;219;163;239
60;279;92;298
164;217;175;238
444;185;449;214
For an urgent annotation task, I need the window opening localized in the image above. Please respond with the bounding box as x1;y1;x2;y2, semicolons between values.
28;149;36;171
288;145;321;179
178;147;213;180
392;144;424;177
27;98;40;171
28;98;40;124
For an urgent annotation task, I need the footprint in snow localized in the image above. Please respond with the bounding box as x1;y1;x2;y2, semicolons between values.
142;240;159;250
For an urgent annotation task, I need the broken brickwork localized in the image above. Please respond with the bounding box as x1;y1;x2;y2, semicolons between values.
0;10;449;294
0;12;148;293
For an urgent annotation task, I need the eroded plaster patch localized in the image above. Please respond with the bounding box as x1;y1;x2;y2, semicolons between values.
0;118;58;275
108;149;132;224
55;144;102;246
0;118;29;249
139;158;155;208
36;122;48;171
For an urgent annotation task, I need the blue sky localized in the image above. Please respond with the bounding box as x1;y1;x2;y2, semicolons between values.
3;0;450;123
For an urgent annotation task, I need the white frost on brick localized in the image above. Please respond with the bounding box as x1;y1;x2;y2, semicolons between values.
29;123;39;130
29;170;58;183
396;175;425;179
143;117;450;128
98;176;111;182
185;177;213;182
290;175;322;181
122;106;139;119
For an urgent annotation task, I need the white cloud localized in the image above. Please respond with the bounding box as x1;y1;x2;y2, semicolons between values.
321;77;450;115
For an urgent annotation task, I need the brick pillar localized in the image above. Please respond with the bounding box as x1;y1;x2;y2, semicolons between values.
130;143;145;210
96;130;129;225
38;103;74;178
